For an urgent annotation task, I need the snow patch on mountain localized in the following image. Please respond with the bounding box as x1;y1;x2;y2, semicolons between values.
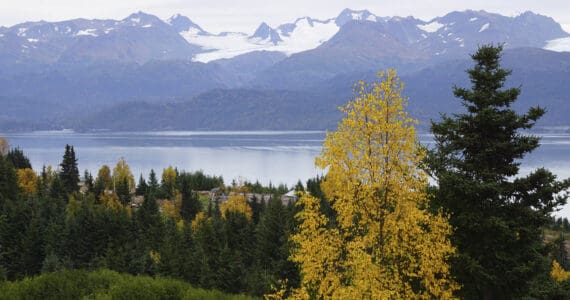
188;17;340;62
17;27;28;36
189;32;268;62
417;21;444;33
544;37;570;52
76;29;98;37
351;11;375;22
274;18;339;53
479;23;490;32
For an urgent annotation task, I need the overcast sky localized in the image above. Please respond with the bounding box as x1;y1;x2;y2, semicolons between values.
1;0;569;33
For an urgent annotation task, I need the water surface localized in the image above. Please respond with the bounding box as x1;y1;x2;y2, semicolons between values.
3;130;570;217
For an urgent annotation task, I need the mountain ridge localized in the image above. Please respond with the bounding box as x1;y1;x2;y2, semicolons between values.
1;8;567;64
1;9;569;132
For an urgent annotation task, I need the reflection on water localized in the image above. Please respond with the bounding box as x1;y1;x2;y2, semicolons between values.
3;131;326;188
3;130;570;217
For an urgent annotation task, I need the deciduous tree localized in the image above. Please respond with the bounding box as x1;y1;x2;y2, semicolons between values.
289;70;458;298
221;194;252;221
96;165;112;191
161;166;177;199
112;158;135;193
17;168;37;197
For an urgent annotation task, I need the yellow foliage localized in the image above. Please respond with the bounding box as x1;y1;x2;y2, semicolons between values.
191;211;208;232
221;194;252;221
551;260;570;283
162;190;182;220
149;250;161;265
162;166;177;194
17;168;37;196
99;191;123;211
112;158;135;191
289;195;344;298
162;166;177;182
177;219;185;231
289;70;459;299
265;279;289;300
97;165;113;190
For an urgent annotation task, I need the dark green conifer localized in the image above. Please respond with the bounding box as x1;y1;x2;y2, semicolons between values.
7;147;31;169
59;145;79;194
180;176;202;223
83;170;94;193
135;174;148;196
0;155;18;208
147;169;159;195
428;44;570;298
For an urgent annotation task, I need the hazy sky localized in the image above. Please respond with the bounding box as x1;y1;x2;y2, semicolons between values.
1;0;569;34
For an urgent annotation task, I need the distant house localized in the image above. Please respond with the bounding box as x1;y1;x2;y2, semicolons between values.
131;195;144;208
280;190;298;205
208;188;298;206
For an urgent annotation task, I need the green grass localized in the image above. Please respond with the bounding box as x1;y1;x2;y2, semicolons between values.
199;194;211;211
0;269;258;300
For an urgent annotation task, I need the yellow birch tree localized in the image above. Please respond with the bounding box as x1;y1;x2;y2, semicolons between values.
289;70;459;299
97;165;113;190
17;168;37;197
221;194;253;221
112;158;135;191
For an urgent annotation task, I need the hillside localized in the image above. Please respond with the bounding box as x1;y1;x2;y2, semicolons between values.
72;48;570;131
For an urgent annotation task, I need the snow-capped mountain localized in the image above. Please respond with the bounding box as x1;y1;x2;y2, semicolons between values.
178;9;391;62
172;8;569;62
166;14;207;35
0;11;200;64
412;10;569;58
176;13;347;62
0;8;568;65
335;8;382;26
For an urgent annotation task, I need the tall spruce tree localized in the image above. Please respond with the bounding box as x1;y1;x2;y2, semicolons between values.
135;174;148;196
83;170;94;193
0;155;18;207
147;169;160;195
428;45;570;298
59;145;79;194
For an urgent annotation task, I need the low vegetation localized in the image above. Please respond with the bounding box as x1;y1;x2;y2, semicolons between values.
0;269;257;300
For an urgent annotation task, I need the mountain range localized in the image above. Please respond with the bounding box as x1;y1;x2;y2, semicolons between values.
0;8;569;132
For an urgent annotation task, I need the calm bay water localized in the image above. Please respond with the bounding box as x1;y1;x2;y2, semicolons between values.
3;130;570;217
